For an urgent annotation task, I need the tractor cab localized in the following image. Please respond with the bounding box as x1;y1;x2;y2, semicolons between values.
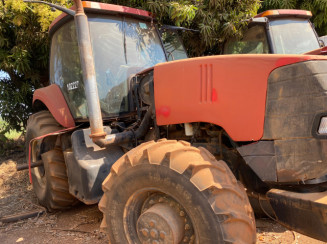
49;2;186;120
223;9;321;54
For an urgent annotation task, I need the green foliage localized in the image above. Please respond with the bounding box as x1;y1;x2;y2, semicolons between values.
261;0;327;36
0;0;67;132
0;0;260;132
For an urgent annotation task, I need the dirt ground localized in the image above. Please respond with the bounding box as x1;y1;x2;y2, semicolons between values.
0;151;325;244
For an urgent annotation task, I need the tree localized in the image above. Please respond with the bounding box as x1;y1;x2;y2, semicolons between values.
261;0;327;36
0;0;72;131
0;0;260;132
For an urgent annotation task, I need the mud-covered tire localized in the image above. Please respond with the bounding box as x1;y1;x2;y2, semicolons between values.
99;139;256;244
26;111;77;211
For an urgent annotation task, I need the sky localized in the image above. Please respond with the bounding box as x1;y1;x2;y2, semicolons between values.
0;71;9;79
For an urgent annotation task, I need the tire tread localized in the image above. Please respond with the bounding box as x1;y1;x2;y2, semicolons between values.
99;140;256;243
26;111;77;211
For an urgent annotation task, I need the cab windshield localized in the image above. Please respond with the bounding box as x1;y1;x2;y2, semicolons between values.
50;14;166;119
269;18;320;54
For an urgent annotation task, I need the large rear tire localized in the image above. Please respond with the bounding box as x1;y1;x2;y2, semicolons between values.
99;139;256;244
26;111;77;211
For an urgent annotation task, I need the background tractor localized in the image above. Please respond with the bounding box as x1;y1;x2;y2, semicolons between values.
24;1;327;243
224;9;323;55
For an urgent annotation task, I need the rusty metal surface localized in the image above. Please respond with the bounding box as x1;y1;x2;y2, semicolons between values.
73;0;84;15
74;9;105;140
267;188;327;242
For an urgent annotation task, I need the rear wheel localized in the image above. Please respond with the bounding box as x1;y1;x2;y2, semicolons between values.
26;111;77;211
99;139;256;244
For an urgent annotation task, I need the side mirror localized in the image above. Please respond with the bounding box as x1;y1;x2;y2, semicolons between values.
319;39;325;48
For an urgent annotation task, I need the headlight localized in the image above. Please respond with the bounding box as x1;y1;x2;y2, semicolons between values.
318;117;327;134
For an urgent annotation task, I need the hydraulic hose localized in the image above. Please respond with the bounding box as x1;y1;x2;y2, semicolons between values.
94;107;153;147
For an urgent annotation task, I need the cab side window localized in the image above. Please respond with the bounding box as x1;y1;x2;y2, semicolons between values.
224;25;269;54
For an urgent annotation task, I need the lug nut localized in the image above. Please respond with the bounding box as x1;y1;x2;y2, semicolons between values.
159;197;164;203
189;235;195;243
185;224;190;230
159;231;166;240
183;236;189;242
149;220;156;227
180;211;185;217
141;228;149;237
150;229;158;239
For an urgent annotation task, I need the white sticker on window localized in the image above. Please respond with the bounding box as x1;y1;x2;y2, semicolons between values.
67;81;79;91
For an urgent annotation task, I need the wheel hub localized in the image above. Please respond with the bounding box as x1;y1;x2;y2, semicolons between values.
137;203;184;244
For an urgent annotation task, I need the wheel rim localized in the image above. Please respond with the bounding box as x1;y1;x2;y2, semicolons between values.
123;189;195;244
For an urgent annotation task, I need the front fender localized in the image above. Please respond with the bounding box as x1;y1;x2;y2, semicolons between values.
33;84;75;128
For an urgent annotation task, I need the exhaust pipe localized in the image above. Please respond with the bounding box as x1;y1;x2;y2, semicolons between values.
73;0;106;140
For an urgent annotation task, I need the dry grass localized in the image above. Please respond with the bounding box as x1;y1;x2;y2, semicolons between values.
0;149;324;244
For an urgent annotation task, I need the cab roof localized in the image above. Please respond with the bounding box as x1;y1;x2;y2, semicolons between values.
49;1;154;33
255;9;312;19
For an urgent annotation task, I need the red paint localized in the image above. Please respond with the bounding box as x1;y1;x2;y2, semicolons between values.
33;84;75;128
212;88;217;102
153;54;327;141
82;2;153;18
304;46;327;55
274;57;310;67
157;106;171;117
49;1;153;32
255;9;312;18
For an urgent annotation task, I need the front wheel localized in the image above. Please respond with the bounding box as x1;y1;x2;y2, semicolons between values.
99;139;256;244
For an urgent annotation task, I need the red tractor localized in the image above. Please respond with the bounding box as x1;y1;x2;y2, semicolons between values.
24;1;327;243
